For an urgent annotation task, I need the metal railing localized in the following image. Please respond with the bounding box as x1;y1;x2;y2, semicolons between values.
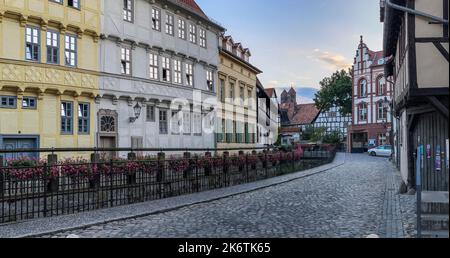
0;146;336;224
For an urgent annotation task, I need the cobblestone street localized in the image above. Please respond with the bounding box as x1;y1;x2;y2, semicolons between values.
42;154;416;238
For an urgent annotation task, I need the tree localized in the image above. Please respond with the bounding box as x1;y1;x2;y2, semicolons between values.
314;69;352;116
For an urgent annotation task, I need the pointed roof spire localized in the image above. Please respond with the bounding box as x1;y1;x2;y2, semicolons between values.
360;35;363;44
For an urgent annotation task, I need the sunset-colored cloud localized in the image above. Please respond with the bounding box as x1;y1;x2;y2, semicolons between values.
311;49;352;71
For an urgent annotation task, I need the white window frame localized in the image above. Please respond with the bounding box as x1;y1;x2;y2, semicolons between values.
121;46;132;75
183;111;191;135
193;112;202;136
25;26;40;61
199;28;206;48
206;70;214;92
149;53;159;80
165;13;174;36
46;30;59;64
123;0;134;22
185;63;193;86
159;109;168;135
64;34;77;67
178;19;186;39
162;56;171;82
146;105;155;122
189;24;197;44
152;8;161;31
173;60;182;84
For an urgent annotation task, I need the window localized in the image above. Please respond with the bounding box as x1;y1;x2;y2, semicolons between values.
152;8;161;31
25;27;40;61
159;109;168;134
178;19;186;39
248;89;253;109
61;101;73;134
22;97;37;109
229;82;235;102
377;102;388;120
131;137;143;154
146;105;155;122
185;63;193;86
174;60;182;84
377;76;386;96
46;31;59;64
193;112;202;135
64;34;77;67
149;53;159;80
199;28;206;48
189;24;196;44
359;79;367;97
239;86;244;105
165;13;174;36
171;110;181;134
100;115;116;133
68;0;80;9
0;96;17;109
226;42;232;52
183;111;191;134
358;103;368;121
121;47;131;75
123;0;134;22
219;79;225;102
78;103;89;134
206;70;214;91
378;134;387;146
162;57;171;82
236;50;242;59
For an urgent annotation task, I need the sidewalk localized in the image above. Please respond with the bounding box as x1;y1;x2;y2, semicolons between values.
0;153;346;238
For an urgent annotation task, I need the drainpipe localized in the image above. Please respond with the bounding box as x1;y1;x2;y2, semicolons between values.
385;0;449;24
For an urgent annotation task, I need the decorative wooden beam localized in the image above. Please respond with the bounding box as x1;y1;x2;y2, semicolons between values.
433;42;450;62
427;96;449;118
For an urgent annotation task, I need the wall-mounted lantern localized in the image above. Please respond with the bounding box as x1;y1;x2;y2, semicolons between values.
129;102;142;123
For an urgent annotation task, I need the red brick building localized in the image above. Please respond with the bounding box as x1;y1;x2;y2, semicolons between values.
347;36;393;153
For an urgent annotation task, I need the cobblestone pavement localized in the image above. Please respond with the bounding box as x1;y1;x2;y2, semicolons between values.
42;154;416;238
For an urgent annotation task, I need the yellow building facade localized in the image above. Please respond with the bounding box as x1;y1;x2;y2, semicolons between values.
0;0;100;158
216;35;262;150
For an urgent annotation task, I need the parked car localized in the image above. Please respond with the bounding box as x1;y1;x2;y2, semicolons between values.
368;145;393;157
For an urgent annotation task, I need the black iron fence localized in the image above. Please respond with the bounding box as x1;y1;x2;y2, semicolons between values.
0;146;336;224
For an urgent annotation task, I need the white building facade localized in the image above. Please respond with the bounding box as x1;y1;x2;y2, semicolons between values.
312;105;352;141
96;0;224;151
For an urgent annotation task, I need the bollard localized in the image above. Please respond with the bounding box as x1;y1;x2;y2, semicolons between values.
0;156;4;198
90;153;101;189
183;152;192;178
46;154;58;193
204;151;212;176
157;152;165;182
127;152;137;185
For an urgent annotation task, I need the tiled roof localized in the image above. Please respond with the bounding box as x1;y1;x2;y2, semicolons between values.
280;103;320;126
175;0;208;19
369;50;385;67
280;127;301;134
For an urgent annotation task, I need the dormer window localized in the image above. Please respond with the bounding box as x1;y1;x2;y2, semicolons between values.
244;54;249;62
226;42;232;52
236;50;242;59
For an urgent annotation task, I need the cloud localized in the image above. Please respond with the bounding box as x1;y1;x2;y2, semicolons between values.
297;96;315;104
310;49;352;71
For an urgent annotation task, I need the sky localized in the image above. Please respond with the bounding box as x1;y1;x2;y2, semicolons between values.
196;0;384;103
